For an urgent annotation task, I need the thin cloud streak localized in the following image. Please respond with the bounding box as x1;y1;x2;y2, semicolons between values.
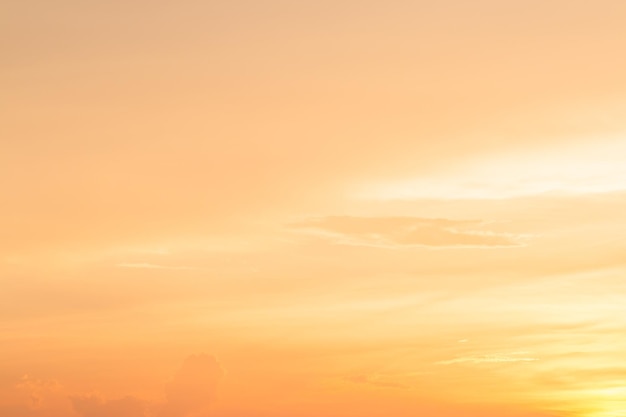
291;216;527;248
116;263;197;270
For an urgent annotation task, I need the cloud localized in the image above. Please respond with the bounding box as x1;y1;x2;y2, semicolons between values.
534;367;626;389
0;375;72;417
15;376;63;409
437;351;538;365
291;216;524;248
116;263;196;270
70;354;224;417
157;354;224;417
71;395;147;417
357;137;626;201
345;374;409;389
2;354;224;417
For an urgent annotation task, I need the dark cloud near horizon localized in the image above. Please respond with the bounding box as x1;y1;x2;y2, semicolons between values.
3;354;224;417
157;354;224;417
71;395;147;417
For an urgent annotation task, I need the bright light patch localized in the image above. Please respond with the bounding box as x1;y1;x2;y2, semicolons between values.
357;137;626;200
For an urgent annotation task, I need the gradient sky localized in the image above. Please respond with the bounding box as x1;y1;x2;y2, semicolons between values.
2;1;626;417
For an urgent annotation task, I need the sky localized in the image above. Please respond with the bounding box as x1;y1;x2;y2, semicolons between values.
2;1;626;416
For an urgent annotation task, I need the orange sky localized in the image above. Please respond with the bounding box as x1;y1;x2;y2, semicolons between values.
2;1;626;417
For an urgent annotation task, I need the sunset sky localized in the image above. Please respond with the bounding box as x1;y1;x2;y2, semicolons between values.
2;1;626;417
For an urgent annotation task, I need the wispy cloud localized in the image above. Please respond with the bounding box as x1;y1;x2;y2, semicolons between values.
291;216;526;248
437;351;538;365
116;263;196;270
345;374;409;389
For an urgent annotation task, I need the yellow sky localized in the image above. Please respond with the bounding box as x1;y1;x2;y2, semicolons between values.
2;1;626;417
